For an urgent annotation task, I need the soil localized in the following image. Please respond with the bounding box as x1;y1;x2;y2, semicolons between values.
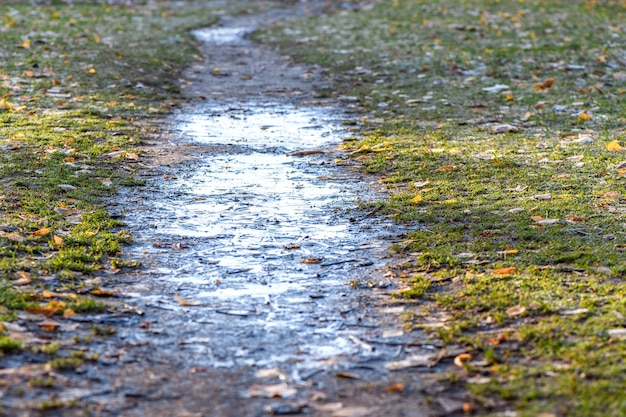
1;2;472;416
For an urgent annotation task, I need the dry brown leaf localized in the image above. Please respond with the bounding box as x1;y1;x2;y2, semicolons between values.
384;383;404;392
33;227;51;236
301;258;323;264
567;216;588;222
506;305;527;317
534;77;556;90
437;165;457;172
90;288;116;297
175;294;202;306
335;371;360;379
487;333;508;345
453;353;472;367
39;318;61;331
53;235;64;246
249;383;296;398
5;233;26;242
26;306;61;317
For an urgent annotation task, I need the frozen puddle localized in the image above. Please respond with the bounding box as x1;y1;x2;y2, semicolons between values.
135;104;381;298
116;21;404;372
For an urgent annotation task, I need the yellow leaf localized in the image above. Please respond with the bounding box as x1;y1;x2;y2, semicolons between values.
497;249;518;255
578;111;592;121
175;294;202;306
21;39;31;49
53;235;64;248
88;68;96;74
606;140;625;152
410;195;423;204
93;34;100;43
492;267;516;275
33;228;51;236
91;288;115;297
63;308;76;318
301;258;323;264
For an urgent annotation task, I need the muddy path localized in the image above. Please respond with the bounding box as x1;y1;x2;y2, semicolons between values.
2;2;470;417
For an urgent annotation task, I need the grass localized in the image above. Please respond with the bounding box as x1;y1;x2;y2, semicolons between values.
257;0;626;415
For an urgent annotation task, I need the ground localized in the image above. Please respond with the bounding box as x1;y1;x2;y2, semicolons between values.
2;0;626;416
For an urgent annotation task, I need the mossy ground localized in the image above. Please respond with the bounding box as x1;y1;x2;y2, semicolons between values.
258;1;626;415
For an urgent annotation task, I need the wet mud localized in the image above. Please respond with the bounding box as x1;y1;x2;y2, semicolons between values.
1;2;471;416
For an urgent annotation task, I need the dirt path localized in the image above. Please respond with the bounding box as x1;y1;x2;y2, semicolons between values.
2;3;469;416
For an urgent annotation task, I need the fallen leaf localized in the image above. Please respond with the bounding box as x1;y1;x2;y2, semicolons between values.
90;288;116;297
5;233;26;242
492;267;516;275
39;318;61;331
335;371;360;379
437;165;457;172
26;307;61;317
175;294;202;306
534;77;556;90
385;383;404;392
283;243;300;250
249;383;296;398
453;353;472;367
607;141;625;152
410;194;423;204
301;258;323;264
487;333;508;345
506;305;527;317
32;228;51;236
566;216;587;222
53;235;64;246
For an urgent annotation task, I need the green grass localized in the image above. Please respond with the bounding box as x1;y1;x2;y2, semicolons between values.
257;0;626;415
